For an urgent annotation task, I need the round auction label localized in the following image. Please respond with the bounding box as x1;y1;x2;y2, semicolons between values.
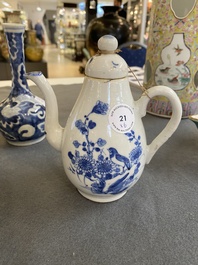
108;104;135;133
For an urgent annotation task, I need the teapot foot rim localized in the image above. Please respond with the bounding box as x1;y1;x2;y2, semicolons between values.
77;189;127;203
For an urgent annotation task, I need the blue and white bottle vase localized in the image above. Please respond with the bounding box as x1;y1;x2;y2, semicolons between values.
0;23;45;146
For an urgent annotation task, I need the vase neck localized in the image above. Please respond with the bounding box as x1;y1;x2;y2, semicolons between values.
5;30;31;97
102;5;119;15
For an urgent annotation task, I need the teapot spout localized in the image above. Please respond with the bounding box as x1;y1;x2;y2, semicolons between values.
26;71;64;151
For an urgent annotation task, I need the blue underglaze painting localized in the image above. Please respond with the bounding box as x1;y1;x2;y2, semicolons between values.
0;27;46;142
68;100;142;195
0;97;45;141
6;31;31;97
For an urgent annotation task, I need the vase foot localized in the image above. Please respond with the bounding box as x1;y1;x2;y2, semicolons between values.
7;135;46;146
77;189;127;203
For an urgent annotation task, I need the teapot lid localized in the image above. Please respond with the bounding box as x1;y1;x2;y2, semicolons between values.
85;35;128;79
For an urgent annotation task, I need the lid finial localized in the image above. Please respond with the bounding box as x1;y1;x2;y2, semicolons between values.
98;35;118;53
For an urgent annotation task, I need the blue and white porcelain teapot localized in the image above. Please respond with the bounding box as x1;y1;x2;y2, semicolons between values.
26;35;182;203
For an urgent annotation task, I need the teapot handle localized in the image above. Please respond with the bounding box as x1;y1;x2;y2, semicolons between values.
136;85;182;164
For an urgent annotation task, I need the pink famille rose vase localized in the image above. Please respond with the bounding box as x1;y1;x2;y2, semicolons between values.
144;0;198;118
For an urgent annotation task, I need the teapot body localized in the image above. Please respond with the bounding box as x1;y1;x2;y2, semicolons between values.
63;77;146;202
26;35;182;203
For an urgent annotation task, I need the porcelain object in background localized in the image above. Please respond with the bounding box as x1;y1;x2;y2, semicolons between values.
144;0;198;117
189;114;198;128
25;30;44;62
0;23;45;146
86;6;131;56
26;35;182;203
